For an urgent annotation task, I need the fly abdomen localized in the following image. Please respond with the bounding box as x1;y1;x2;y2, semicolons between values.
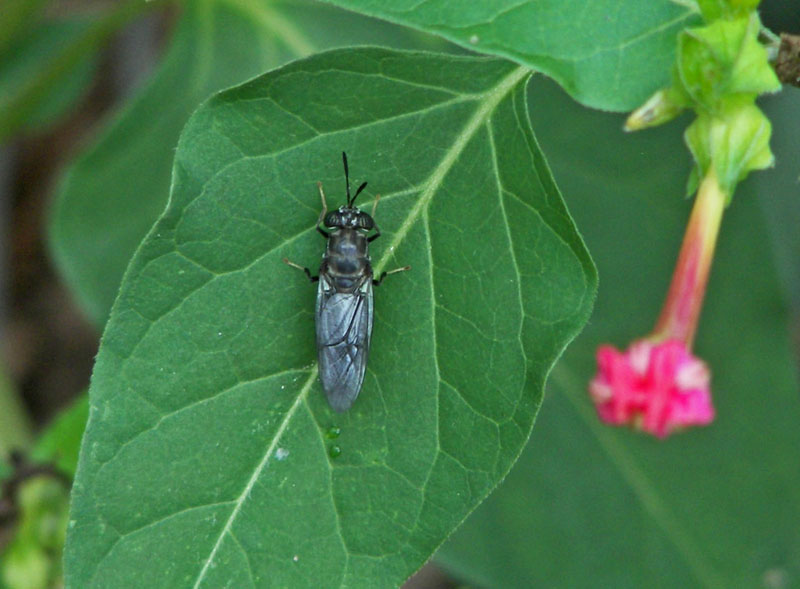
316;278;373;412
330;276;357;290
328;257;361;276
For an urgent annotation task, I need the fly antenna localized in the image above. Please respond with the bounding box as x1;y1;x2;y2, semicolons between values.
352;181;368;206
342;151;351;205
343;152;367;206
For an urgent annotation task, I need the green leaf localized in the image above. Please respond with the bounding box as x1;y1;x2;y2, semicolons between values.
753;88;800;309
695;0;727;22
319;0;700;112
437;76;800;587
0;0;47;54
0;17;98;135
0;366;32;455
0;0;155;143
1;478;70;589
677;15;780;110
623;81;691;131
31;395;89;478
695;0;759;21
0;397;86;588
64;48;596;587
685;98;774;198
48;0;449;326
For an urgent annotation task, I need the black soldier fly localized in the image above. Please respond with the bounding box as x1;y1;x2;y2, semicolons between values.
284;153;409;412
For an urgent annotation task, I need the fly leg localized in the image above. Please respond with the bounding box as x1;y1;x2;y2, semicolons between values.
283;258;319;282
286;181;328;281
367;194;381;243
373;265;410;286
316;181;329;238
369;194;410;283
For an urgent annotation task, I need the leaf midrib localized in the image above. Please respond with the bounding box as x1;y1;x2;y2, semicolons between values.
120;76;524;358
192;366;319;588
373;65;529;273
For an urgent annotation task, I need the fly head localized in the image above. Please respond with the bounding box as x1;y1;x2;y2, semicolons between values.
321;151;376;232
323;208;374;231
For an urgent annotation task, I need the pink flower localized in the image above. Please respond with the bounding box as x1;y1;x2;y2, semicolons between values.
590;340;714;438
590;169;726;438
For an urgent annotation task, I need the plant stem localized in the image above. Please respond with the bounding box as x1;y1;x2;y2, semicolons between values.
651;169;725;346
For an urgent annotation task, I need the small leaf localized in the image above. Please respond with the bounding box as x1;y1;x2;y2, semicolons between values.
695;0;758;21
319;0;700;111
1;478;70;589
0;366;32;455
64;48;596;587
685;98;774;197
624;84;689;131
31;395;89;478
695;0;727;22
677;15;780;110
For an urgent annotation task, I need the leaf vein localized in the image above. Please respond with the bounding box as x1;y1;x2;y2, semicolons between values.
191;367;319;588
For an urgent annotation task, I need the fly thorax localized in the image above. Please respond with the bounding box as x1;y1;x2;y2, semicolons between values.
327;230;367;257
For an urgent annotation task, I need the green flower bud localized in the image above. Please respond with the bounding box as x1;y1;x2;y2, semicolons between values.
684;98;774;199
677;15;780;111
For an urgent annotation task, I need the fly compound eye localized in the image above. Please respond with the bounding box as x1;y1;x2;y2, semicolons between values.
357;214;374;230
324;212;340;227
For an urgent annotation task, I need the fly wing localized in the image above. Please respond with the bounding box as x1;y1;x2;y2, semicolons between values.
316;278;373;412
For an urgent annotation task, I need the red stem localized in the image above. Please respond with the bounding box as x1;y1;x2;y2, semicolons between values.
652;170;725;346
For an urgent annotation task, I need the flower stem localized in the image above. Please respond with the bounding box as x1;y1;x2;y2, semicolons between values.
652;169;725;346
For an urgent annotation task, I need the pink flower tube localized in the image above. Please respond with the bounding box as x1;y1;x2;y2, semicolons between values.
590;169;725;438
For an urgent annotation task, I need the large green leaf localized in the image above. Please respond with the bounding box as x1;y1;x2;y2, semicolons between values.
320;0;700;112
0;17;98;136
0;0;47;54
437;77;800;587
48;0;447;326
64;49;596;587
754;88;800;309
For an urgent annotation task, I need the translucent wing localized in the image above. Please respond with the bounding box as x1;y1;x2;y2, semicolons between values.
316;277;373;412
